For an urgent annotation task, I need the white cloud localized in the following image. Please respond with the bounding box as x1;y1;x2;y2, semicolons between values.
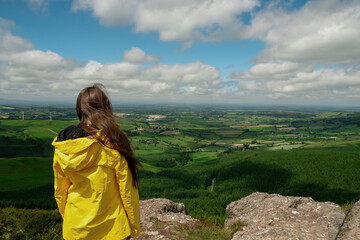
122;47;160;64
0;18;15;29
231;62;314;81
247;0;360;64
71;0;360;63
0;30;34;54
229;0;360;104
3;0;360;105
5;50;75;69
237;67;360;98
274;68;360;93
71;0;360;67
25;0;50;14
72;0;139;26
0;23;223;101
0;19;33;54
72;0;260;44
0;50;76;95
67;60;221;96
134;0;259;42
231;59;360;104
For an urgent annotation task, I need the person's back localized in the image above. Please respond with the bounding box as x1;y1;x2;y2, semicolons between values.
52;84;141;240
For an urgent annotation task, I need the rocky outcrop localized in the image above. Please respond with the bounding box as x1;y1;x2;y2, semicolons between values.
225;192;346;240
136;198;198;239
340;200;360;240
136;194;360;240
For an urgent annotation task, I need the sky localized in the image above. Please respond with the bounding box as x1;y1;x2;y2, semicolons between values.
0;0;360;106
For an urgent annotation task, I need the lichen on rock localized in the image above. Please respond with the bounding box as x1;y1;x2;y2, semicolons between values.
339;200;360;240
225;192;345;240
135;198;198;239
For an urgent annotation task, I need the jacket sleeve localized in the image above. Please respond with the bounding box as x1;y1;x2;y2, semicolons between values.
53;151;71;218
115;155;141;238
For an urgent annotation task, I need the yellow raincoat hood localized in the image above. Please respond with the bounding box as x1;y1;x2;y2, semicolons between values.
53;137;102;171
52;136;140;240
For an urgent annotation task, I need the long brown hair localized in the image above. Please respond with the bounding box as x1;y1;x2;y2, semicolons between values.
76;83;141;188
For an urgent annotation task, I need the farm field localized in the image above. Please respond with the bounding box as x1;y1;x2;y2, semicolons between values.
1;104;360;227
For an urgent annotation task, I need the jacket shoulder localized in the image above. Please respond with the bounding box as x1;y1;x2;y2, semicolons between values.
56;125;88;142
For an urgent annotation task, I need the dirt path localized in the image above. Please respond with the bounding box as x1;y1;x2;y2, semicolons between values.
45;128;58;135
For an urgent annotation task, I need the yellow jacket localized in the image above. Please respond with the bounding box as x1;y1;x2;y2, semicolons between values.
52;136;140;240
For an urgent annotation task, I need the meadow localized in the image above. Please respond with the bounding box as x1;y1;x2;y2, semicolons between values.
1;104;360;238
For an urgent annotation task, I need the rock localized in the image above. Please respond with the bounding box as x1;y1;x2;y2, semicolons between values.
135;198;198;240
340;200;360;240
225;192;345;240
140;198;187;221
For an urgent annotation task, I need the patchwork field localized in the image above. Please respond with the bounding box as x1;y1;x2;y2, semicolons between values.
1;105;360;226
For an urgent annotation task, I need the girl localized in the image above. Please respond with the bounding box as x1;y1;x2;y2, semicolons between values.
52;84;141;239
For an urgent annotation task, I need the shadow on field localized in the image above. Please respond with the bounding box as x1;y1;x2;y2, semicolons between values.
284;183;359;205
215;161;359;205
216;161;293;193
0;184;57;209
0;135;48;157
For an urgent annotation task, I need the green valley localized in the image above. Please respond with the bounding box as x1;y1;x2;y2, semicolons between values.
1;104;360;231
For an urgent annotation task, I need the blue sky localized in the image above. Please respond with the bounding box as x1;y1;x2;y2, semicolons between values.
0;0;360;105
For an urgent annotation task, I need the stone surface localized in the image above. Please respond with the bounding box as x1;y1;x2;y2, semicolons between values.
135;198;198;240
340;200;360;240
225;192;345;240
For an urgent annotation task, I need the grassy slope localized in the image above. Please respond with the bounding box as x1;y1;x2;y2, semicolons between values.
1;113;360;237
0;207;62;240
0;120;77;210
140;146;360;223
0;207;245;240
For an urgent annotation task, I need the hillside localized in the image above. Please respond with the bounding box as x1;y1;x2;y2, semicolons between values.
0;105;360;237
2;193;360;239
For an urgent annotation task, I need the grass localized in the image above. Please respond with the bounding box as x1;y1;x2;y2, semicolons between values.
140;162;163;173
267;144;304;150
155;135;195;147
135;147;163;156
139;146;360;223
145;217;246;240
0;157;53;191
200;146;227;152
0;120;78;139
189;152;219;164
0;207;62;240
341;201;356;213
171;221;235;240
2;109;360;237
